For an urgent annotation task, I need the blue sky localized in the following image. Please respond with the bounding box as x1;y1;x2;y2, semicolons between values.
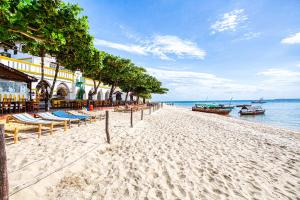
67;0;300;100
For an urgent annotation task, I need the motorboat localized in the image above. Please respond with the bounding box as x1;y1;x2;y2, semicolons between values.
192;103;233;115
239;105;265;115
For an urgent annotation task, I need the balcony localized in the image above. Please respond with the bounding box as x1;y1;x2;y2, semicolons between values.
0;55;74;82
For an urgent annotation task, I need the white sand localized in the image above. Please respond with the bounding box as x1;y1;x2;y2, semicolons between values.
6;106;300;200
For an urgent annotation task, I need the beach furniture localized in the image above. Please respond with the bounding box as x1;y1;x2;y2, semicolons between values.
6;113;57;138
36;112;80;127
66;110;96;122
77;109;105;121
114;105;139;112
52;110;90;124
4;125;19;144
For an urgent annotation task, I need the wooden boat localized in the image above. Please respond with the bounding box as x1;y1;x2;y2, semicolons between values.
192;103;233;115
236;104;251;107
251;98;266;104
239;105;265;115
219;104;235;109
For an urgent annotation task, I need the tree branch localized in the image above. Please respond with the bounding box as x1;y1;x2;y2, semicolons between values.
8;29;45;42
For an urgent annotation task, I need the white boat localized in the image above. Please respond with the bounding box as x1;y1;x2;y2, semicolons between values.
251;98;266;104
239;105;265;115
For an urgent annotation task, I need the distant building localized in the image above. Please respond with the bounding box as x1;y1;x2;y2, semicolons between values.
0;47;114;101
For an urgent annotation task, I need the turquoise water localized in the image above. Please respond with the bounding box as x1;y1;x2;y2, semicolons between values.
163;99;300;131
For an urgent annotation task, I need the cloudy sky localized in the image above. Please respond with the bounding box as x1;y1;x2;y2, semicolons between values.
67;0;300;101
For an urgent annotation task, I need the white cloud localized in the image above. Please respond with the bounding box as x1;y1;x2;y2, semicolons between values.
233;32;261;42
281;32;300;44
257;68;300;85
94;35;206;60
147;67;259;100
148;67;300;100
297;64;300;68
242;32;261;40
146;35;206;60
94;39;147;55
211;9;248;33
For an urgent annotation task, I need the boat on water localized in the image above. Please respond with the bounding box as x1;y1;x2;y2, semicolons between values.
219;104;235;109
236;104;251;107
239;105;265;115
251;98;266;104
192;103;233;115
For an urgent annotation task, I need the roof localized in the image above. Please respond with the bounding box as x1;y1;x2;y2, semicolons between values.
0;63;38;83
113;91;123;94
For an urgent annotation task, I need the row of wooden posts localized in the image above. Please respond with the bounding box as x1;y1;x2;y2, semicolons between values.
0;103;163;199
105;102;163;144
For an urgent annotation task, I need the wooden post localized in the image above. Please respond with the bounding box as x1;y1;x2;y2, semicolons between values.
105;111;110;144
0;124;9;200
130;108;133;127
141;108;144;120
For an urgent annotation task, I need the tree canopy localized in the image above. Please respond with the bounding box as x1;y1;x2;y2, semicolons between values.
0;0;168;104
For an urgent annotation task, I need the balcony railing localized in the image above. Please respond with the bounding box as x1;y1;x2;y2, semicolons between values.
0;55;110;89
0;55;74;82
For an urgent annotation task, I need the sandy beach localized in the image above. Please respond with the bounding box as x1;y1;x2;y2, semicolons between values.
6;106;300;200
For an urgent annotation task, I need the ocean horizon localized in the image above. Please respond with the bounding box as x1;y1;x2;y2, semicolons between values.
162;99;300;131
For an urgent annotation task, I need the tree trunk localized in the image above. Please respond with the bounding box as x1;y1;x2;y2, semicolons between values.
143;97;145;104
48;62;60;111
40;49;49;111
108;83;115;103
124;92;129;103
0;124;9;200
136;96;140;104
92;80;101;95
40;49;45;81
49;62;60;99
45;89;49;111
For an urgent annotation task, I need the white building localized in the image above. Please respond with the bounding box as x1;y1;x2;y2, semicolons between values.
0;49;112;102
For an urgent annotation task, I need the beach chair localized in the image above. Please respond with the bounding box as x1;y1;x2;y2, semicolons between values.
52;110;89;125
6;113;58;138
78;110;105;120
4;125;19;144
37;112;80;127
68;110;98;122
66;110;95;122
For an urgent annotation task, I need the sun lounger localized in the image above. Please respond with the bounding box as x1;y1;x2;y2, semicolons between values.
37;112;80;127
6;113;58;138
68;110;97;121
114;105;139;112
52;111;90;124
4;125;19;144
78;110;105;120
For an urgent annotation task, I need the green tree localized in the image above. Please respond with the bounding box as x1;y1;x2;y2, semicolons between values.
131;73;168;103
83;50;107;99
47;3;91;99
101;55;131;102
119;64;146;103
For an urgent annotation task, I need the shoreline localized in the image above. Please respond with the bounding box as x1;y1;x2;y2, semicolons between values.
7;106;300;199
173;104;300;133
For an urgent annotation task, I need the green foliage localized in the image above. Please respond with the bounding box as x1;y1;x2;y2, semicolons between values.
0;0;168;101
101;54;132;86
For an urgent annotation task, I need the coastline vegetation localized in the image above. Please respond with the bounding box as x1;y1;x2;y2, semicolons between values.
0;0;168;109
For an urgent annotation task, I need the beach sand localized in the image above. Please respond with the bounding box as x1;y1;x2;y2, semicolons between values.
6;106;300;200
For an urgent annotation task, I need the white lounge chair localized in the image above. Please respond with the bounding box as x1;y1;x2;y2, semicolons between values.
37;112;80;127
6;113;64;138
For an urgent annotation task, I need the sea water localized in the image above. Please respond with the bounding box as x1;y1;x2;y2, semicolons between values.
163;99;300;131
